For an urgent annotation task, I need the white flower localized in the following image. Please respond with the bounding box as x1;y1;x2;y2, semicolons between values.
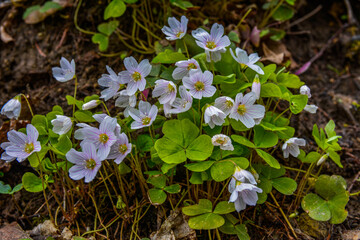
300;85;311;98
119;57;152;95
251;74;261;100
214;96;234;116
304;104;318;114
168;85;193;114
211;134;234;151
183;70;216;99
82;100;101;110
107;133;132;164
115;90;137;117
128;101;158;129
152;80;177;104
172;59;201;80
161;15;188;40
228;180;262;212
52;57;76;82
233;167;257;185
229;92;265;129
282;137;306;158
1;96;21;119
230;48;264;75
192;23;231;62
51;115;72;135
98;65;126;101
204;106;226;129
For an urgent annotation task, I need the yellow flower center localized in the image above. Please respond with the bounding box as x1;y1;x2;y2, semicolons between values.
24;143;34;154
132;72;142;82
85;158;96;170
216;138;227;145
118;144;128;154
176;31;183;38
237;104;247;115
187;63;197;70
194;81;205;91
206;41;217;49
168;83;175;92
99;133;109;144
225;100;233;108
142;116;151;125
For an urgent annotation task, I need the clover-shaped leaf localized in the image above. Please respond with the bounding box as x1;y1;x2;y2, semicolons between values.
155;119;213;164
301;175;349;224
182;199;232;230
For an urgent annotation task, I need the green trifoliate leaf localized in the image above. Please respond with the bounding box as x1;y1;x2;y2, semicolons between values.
104;0;126;20
147;175;167;189
213;74;236;84
302;193;331;221
231;135;255;148
188;213;225;230
98;20;119;36
277;72;304;88
182;199;212;216
0;181;11;194
235;224;250;240
186;135;213;161
163;184;181;194
255;149;280;169
315;175;347;200
272;5;294;21
272;177;297;195
253;125;278;148
184;161;215;172
162;119;199;148
260;83;282;98
213;201;235;214
74;110;95;123
92;33;109;52
155;137;186;164
148;188;167;205
152;49;187;64
210;161;235;182
290;94;308;114
22;172;46;193
32;115;48;129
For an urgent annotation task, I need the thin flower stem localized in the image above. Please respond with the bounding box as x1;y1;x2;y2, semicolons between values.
88;191;109;238
20;94;34;117
284;166;317;177
35;153;53;222
269;192;297;239
216;228;222;240
74;0;96;35
183;38;190;59
208;229;212;240
350;191;360;196
236;8;253;28
259;0;285;28
99;170;119;215
73;76;78;117
274;107;290;122
101;101;111;116
213;177;231;205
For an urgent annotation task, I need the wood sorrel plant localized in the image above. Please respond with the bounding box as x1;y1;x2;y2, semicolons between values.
0;15;354;239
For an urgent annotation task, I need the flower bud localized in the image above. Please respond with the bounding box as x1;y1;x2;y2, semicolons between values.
82;100;101;110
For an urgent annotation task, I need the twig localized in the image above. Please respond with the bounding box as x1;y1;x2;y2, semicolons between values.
344;0;359;26
348;171;360;192
286;5;322;29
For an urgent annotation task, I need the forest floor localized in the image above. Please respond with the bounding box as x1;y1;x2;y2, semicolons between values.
0;0;359;239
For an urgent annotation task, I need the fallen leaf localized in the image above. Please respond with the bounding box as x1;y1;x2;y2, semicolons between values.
0;26;13;43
